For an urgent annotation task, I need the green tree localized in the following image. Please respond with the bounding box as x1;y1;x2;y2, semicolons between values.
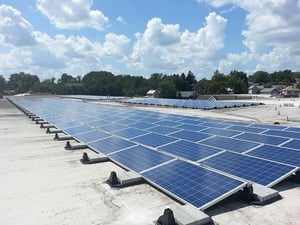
248;71;269;84
0;75;6;95
158;79;177;98
194;78;210;95
186;71;196;91
227;70;248;94
8;72;40;94
208;70;228;94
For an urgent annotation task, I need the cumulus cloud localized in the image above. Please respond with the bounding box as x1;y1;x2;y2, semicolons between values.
116;16;125;24
0;5;36;46
200;0;300;74
36;0;109;30
128;12;227;75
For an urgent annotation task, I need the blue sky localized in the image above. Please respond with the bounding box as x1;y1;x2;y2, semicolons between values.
0;0;299;80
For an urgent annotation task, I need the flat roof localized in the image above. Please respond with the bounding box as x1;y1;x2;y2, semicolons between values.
1;97;300;225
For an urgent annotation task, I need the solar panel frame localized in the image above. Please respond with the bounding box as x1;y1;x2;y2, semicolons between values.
142;160;248;210
88;136;137;154
131;133;179;148
246;145;300;166
158;140;224;161
199;136;260;153
73;130;111;143
234;132;291;146
282;139;300;151
200;151;297;187
263;129;300;139
169;130;214;142
201;127;242;138
109;145;175;172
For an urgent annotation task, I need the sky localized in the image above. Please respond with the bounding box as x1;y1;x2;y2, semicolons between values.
0;0;299;80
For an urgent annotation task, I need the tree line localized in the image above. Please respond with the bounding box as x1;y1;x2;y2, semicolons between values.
0;70;299;98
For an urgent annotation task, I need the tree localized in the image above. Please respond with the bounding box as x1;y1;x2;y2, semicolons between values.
208;70;228;94
194;78;210;95
186;71;197;91
158;79;177;98
227;70;248;94
8;72;40;94
248;71;269;84
0;75;6;94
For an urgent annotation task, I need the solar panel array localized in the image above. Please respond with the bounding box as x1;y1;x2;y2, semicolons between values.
9;96;300;210
118;97;261;109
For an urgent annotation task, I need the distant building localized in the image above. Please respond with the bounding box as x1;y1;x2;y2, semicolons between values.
146;90;159;98
282;86;300;98
260;88;280;96
178;91;198;99
248;85;261;94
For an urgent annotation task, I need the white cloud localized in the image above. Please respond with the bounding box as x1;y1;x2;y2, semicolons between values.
0;5;36;46
36;0;109;30
116;16;125;24
128;13;227;76
201;0;300;74
0;5;132;79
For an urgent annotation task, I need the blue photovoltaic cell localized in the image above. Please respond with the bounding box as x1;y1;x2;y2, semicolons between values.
155;120;182;127
226;125;267;133
142;160;246;209
54;121;79;129
170;130;214;142
112;127;150;139
109;145;174;172
201;127;241;138
114;118;138;125
246;145;300;166
131;133;178;148
263;129;300;139
140;117;162;124
175;124;207;132
88;119;113;127
199;136;259;153
146;125;181;135
73;130;111;143
158;140;223;161
201;122;230;129
88;136;136;154
235;132;290;146
98;123;128;132
249;123;287;130
285;127;300;133
282;139;300;150
63;125;94;135
201;151;296;186
177;118;204;125
130;122;157;130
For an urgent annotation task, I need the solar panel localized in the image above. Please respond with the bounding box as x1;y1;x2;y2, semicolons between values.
88;119;113;127
145;125;181;135
249;123;287;130
200;151;297;187
263;129;300;139
63;125;94;135
88;136;136;154
73;130;111;143
282;139;300;150
234;132;290;146
169;130;214;142
97;123;128;132
226;125;267;133
158;140;223;161
155;120;183;127
54;121;80;129
112;127;150;139
131;133;179;148
109;145;174;172
285;127;300;133
142;160;247;209
199;136;260;153
175;124;207;132
201;122;230;129
246;145;300;166
201;127;241;137
130;121;158;130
